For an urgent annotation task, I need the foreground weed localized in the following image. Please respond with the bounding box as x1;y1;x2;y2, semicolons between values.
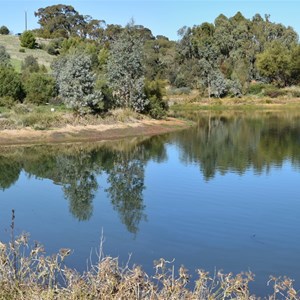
0;213;299;299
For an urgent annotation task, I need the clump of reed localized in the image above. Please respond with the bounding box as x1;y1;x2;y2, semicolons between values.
0;211;298;299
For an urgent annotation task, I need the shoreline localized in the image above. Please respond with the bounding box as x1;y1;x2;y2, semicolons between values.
0;117;192;146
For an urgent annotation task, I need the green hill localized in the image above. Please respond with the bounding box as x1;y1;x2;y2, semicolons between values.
0;34;54;71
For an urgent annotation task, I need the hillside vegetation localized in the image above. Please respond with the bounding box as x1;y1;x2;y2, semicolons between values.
0;4;299;128
0;35;53;71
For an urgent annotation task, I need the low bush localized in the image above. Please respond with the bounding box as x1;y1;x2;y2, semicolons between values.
0;96;15;108
263;86;286;98
247;82;267;95
167;87;191;95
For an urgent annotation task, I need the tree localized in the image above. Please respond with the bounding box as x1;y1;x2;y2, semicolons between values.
34;4;92;38
0;25;9;35
256;41;292;86
52;52;103;114
20;31;36;49
107;24;149;112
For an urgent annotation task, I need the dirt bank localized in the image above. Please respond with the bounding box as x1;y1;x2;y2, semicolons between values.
0;118;191;146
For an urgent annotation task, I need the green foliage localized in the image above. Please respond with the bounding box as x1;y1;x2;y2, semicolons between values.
19;48;26;53
52;52;103;114
256;41;292;86
107;25;149;112
23;73;56;104
247;82;267;95
0;96;15;108
19;31;37;49
176;12;299;94
46;38;64;55
0;65;24;101
21;55;40;73
262;85;285;98
290;45;300;83
0;45;11;67
144;80;168;119
34;4;104;39
0;25;9;35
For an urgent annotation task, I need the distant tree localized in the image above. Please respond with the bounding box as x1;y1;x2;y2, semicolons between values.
20;31;36;49
107;24;149;112
34;4;93;38
0;45;11;67
52;52;103;114
0;25;9;35
0;66;24;100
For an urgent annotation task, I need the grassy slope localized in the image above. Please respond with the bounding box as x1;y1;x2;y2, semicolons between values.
0;34;54;71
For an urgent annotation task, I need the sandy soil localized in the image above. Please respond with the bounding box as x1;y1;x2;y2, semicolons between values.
0;118;191;146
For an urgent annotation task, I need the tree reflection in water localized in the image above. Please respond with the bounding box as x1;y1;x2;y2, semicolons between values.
1;111;300;232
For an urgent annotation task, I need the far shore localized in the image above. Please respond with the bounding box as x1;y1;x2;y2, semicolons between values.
0;117;192;146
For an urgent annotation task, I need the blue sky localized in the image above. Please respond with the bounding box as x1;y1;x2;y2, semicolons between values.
1;1;299;41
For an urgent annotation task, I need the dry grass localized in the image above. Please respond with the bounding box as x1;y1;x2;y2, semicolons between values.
0;216;299;300
0;105;151;131
0;35;54;71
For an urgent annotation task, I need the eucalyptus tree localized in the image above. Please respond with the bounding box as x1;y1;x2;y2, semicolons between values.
106;23;148;112
52;52;103;114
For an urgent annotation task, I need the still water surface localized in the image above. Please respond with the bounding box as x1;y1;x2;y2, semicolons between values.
1;111;300;295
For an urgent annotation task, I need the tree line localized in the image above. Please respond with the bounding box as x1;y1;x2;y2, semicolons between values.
0;5;300;117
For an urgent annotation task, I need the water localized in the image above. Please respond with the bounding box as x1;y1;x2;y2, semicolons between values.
1;110;300;296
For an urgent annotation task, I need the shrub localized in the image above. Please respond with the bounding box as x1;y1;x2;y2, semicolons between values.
0;25;9;35
0;96;15;108
0;45;11;66
23;73;55;105
263;86;285;98
144;80;168;119
19;48;26;53
292;91;300;98
167;87;191;95
46;45;59;55
247;82;267;95
19;31;36;49
0;66;24;101
21;55;40;73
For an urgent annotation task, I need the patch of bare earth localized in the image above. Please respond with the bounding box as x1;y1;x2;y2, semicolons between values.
0;118;190;146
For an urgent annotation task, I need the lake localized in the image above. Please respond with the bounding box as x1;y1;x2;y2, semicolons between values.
1;110;300;296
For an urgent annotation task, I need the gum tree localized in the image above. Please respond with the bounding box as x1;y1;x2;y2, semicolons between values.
52;52;103;114
106;24;149;112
